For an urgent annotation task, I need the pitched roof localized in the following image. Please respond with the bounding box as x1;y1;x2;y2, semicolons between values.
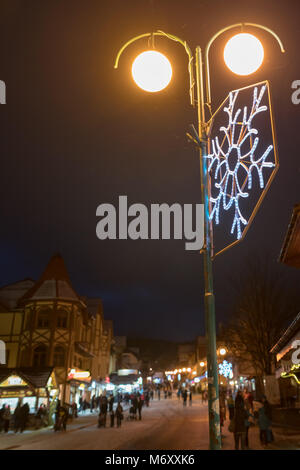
270;312;300;354
0;279;35;309
279;204;300;268
18;254;82;305
0;367;53;388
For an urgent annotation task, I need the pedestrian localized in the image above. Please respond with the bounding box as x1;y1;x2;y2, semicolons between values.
116;402;123;428
145;391;150;407
150;390;154;401
177;388;181;400
164;389;167;399
110;410;115;427
3;405;11;433
54;399;61;431
189;389;192;406
246;390;254;412
13;400;22;432
20;402;29;432
137;397;143;421
233;392;248;450
258;396;273;447
108;394;114;413
0;404;5;432
157;388;161;400
219;389;226;428
227;392;235;420
60;404;68;431
71;402;78;419
183;389;188;406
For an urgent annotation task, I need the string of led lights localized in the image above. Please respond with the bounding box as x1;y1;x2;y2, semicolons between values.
206;84;275;240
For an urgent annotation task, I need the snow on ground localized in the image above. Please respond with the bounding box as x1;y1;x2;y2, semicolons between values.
0;396;299;450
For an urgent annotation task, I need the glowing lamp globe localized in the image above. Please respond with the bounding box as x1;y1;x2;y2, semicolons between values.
132;50;172;92
224;33;264;76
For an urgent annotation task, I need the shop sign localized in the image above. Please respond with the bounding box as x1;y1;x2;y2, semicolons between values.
0;375;27;388
68;369;91;383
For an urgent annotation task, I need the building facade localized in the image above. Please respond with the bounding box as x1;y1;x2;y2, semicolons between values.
0;254;114;411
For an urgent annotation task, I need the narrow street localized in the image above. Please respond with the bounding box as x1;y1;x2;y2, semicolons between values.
0;396;299;450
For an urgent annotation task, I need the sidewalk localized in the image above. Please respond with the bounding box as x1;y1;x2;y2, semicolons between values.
0;402;134;450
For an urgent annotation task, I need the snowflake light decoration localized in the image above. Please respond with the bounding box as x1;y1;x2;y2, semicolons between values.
218;360;233;379
206;82;277;241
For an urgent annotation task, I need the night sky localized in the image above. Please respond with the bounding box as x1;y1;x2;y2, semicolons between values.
0;0;299;341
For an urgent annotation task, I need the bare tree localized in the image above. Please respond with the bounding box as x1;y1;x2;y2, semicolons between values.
221;257;299;377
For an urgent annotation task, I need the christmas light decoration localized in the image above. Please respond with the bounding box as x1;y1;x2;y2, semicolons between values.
218;360;233;379
207;84;275;240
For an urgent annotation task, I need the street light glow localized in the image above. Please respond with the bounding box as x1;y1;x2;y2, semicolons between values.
219;348;227;356
131;50;172;92
224;33;264;76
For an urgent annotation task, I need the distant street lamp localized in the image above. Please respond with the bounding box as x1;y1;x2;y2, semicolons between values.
114;23;284;450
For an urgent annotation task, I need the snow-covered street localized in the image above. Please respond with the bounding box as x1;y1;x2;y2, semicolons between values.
0;396;299;450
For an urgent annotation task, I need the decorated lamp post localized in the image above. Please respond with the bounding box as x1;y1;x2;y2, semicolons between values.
114;23;285;450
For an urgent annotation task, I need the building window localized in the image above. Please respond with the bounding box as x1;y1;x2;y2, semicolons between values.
56;308;68;329
53;345;65;367
0;349;9;367
33;344;47;367
37;308;51;328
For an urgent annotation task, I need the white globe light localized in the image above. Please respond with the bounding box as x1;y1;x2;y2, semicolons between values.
224;33;264;76
132;50;172;92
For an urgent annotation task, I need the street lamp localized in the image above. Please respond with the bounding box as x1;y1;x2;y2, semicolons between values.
114;23;284;450
132;50;172;92
224;33;264;75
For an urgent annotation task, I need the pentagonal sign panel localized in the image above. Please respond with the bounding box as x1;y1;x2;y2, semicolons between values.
206;80;278;256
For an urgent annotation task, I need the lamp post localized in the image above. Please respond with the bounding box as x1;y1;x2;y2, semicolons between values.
114;23;284;450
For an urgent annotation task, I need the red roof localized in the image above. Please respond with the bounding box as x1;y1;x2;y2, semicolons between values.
18;254;82;304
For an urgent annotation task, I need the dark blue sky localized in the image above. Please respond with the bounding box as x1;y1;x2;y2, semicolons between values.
0;0;299;341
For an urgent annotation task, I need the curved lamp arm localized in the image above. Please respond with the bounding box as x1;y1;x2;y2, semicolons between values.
114;31;196;106
205;22;285;107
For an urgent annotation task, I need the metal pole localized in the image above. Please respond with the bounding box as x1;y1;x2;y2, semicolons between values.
195;45;221;450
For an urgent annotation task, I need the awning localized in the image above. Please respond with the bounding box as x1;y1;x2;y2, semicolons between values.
0;367;53;389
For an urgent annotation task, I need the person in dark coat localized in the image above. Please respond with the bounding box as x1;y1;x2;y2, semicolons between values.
60;404;68;431
227;392;235;420
233;394;248;450
20;402;30;432
182;389;188;406
137;397;143;420
108;395;114;413
0;404;5;432
115;402;123;428
258;396;272;447
189;389;193;406
3;405;11;433
13;400;22;432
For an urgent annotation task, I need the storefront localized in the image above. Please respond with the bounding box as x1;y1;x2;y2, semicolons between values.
0;367;56;413
67;368;92;405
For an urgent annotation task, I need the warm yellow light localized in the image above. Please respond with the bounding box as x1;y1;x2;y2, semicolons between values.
132;50;172;92
200;361;205;367
187;368;191;372
192;371;197;375
174;369;178;374
183;368;186;372
179;369;182;373
224;33;264;76
219;348;227;356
